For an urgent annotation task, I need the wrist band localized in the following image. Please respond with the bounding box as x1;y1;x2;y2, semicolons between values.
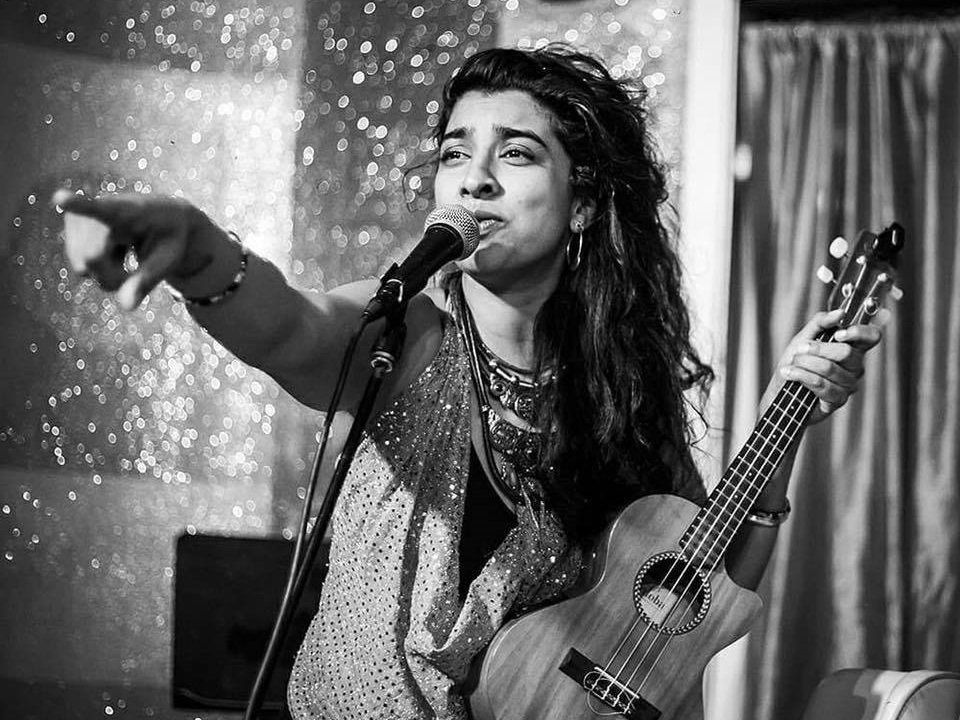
169;232;248;307
745;498;791;528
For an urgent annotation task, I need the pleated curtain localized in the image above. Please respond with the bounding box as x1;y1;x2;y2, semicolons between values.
729;18;960;720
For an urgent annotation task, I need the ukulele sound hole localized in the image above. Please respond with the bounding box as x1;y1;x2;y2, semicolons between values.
632;552;711;636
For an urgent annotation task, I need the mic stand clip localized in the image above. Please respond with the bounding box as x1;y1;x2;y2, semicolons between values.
363;263;407;322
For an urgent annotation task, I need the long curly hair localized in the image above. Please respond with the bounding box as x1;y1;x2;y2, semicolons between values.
435;45;714;538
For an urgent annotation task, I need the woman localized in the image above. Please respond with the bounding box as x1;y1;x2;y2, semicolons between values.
57;46;879;719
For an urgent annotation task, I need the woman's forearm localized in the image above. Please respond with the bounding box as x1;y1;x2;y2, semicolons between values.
185;249;318;376
163;217;381;409
724;444;796;590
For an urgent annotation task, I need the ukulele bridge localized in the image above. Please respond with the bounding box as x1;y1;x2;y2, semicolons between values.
559;648;662;719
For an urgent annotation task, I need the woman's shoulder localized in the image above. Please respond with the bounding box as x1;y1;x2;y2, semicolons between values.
318;278;446;318
312;279;454;412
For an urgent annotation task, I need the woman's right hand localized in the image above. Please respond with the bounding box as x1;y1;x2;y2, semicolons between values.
54;190;234;311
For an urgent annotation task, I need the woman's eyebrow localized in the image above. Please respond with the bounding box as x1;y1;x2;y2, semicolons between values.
495;125;550;150
440;124;550;150
440;126;469;144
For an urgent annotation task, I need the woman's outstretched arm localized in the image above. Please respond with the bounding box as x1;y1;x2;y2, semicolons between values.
56;191;441;411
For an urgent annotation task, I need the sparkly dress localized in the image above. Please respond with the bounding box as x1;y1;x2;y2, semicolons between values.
286;306;582;720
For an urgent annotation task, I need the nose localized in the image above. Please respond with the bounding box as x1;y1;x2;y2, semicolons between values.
459;156;501;199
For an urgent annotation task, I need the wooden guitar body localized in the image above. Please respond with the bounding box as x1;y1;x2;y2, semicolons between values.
467;225;904;720
468;494;762;720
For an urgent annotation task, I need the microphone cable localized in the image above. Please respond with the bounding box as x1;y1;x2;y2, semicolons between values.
243;316;368;720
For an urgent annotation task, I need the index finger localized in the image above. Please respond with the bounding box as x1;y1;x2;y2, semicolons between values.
795;309;845;342
52;189;138;229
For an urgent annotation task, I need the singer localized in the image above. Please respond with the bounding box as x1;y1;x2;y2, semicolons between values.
57;46;880;720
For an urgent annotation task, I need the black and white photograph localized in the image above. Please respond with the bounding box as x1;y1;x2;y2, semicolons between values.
0;1;957;718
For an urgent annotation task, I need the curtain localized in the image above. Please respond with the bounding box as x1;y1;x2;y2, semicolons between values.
730;19;960;720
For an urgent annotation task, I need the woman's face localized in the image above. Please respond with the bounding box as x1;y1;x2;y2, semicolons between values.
434;89;581;292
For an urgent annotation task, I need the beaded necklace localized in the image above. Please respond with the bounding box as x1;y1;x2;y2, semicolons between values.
453;278;553;506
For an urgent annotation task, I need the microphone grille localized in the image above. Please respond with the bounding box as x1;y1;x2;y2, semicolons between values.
425;205;480;259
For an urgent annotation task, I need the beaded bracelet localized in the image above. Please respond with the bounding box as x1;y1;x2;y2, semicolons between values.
169;232;248;307
745;498;791;528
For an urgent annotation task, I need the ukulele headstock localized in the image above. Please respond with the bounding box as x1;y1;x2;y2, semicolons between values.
817;222;905;330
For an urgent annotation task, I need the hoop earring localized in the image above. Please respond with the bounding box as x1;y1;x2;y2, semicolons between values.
565;230;583;271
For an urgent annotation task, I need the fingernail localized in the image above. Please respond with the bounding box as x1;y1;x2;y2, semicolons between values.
798;342;811;354
835;329;848;341
52;189;71;207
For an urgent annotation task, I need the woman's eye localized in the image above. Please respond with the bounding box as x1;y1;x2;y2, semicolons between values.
502;146;534;161
440;148;467;162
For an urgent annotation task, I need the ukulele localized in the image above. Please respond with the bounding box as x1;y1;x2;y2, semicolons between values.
467;224;905;720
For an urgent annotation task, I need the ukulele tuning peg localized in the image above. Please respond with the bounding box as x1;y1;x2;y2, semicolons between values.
890;285;904;301
829;236;848;259
816;265;835;285
877;308;893;326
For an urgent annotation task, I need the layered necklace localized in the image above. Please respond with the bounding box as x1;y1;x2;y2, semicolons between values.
455;279;554;505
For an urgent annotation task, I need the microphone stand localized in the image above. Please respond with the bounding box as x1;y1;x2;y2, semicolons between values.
242;302;408;720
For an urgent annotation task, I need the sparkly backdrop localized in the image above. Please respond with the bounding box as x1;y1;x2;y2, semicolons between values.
0;0;688;716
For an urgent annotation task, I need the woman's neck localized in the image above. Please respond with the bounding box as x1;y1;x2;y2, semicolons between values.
460;272;557;369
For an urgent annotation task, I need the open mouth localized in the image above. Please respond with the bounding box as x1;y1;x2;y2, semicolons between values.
477;218;502;236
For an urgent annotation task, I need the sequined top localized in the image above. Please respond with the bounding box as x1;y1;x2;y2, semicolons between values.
287;307;582;720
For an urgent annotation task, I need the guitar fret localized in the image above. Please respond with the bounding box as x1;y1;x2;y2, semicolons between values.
683;527;735;566
703;504;738;525
729;447;782;484
715;485;748;506
681;382;819;564
759;411;802;437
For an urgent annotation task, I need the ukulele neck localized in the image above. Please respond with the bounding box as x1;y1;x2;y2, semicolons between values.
681;380;816;568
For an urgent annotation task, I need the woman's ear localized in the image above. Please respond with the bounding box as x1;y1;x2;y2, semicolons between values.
569;197;597;233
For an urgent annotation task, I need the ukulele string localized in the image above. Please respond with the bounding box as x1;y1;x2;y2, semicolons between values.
623;326;844;688
602;251;891;703
603;380;813;695
633;423;807;695
598;383;807;689
622;381;815;693
603;330;838;686
598;395;795;696
598;326;832;685
625;384;809;694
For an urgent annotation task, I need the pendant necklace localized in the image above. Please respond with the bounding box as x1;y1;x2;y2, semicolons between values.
455;278;553;506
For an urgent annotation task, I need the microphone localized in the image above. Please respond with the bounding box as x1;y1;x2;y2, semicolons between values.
362;205;480;321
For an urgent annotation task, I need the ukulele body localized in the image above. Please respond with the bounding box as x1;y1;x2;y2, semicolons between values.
468;494;762;720
468;225;905;720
